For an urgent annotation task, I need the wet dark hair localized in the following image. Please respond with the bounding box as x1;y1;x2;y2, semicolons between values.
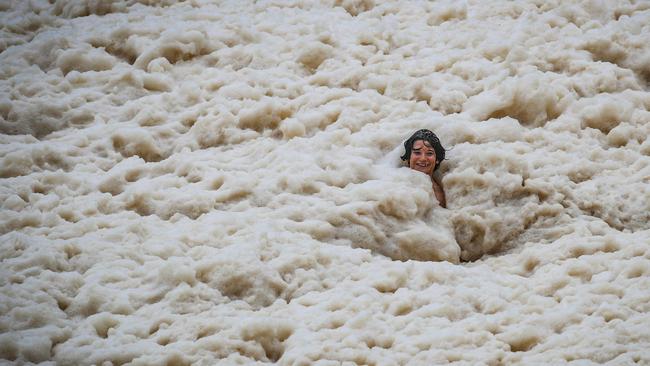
400;129;446;171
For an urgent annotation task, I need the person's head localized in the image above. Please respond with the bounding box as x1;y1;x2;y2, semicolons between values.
400;129;446;175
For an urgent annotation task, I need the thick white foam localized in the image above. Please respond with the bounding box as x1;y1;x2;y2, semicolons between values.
1;0;649;364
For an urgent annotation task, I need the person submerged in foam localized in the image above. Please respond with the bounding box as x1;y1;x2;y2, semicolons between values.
401;129;447;208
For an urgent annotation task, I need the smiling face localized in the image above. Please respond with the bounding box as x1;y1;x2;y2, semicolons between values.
408;139;437;176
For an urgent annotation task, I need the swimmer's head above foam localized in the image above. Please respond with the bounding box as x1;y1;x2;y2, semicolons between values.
400;129;446;176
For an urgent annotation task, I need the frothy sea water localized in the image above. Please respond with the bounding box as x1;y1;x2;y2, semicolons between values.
1;0;649;364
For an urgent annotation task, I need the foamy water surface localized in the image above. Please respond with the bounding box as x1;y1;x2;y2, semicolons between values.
1;0;650;364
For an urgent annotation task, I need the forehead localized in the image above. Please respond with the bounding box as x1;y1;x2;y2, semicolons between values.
412;139;433;149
